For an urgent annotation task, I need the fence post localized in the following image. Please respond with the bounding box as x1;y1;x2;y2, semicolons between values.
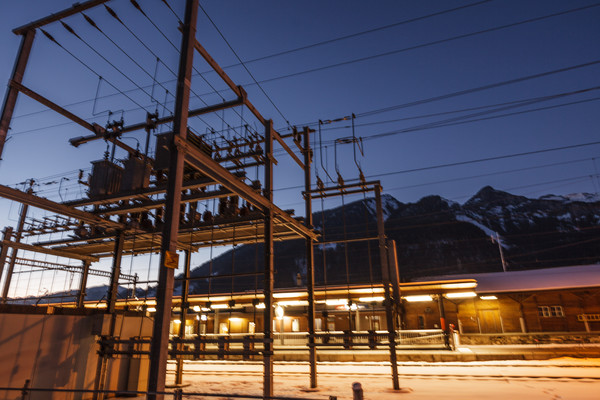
20;380;30;400
352;382;363;400
173;388;183;400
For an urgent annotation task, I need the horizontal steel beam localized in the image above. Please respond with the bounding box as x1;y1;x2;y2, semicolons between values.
176;135;316;239
69;96;245;147
13;0;110;35
0;184;124;229
96;187;231;216
64;172;244;207
11;81;138;156
2;240;98;262
192;39;304;169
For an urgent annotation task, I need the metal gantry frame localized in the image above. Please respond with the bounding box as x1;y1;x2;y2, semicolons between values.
0;0;403;398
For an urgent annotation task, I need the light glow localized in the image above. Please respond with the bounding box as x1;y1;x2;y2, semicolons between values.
193;305;201;312
255;302;266;309
275;305;284;319
147;307;156;312
442;282;477;290
350;288;385;294
480;295;498;300
445;291;477;299
200;314;208;321
358;296;385;302
325;299;348;306
273;292;307;298
278;300;309;306
404;295;433;302
211;304;228;309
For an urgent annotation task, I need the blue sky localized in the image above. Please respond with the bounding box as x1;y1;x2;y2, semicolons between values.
0;1;599;293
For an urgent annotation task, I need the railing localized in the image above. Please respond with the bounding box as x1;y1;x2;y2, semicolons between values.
96;329;448;361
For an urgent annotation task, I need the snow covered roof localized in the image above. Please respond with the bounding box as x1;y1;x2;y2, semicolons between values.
417;264;600;294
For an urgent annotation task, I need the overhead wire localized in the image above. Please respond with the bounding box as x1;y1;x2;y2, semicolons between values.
39;28;152;114
57;20;168;112
213;0;495;69
247;2;600;87
198;3;291;128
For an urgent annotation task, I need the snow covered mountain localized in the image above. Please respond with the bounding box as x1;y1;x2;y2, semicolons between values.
185;186;600;291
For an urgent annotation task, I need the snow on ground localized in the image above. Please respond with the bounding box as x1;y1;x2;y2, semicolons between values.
166;358;600;400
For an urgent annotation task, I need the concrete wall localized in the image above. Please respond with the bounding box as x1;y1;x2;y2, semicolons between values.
0;310;152;400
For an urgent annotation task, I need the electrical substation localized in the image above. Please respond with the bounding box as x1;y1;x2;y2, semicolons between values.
0;0;426;398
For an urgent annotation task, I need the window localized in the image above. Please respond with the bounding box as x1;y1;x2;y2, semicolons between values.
538;305;564;318
550;306;564;317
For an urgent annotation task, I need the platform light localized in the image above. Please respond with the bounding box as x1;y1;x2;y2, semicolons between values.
211;304;228;309
404;295;433;302
192;305;201;312
147;307;156;312
173;319;181;324
442;282;477;290
201;307;211;312
273;292;307;299
200;314;208;321
358;296;385;302
255;302;266;309
278;300;309;306
325;299;348;306
480;295;498;300
350;288;385;294
445;291;477;299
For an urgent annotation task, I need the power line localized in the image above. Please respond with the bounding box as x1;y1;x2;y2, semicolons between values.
203;0;495;69
358;60;600;118
39;29;151;114
368;141;600;179
248;3;600;88
198;3;291;127
361;95;600;143
315;85;600;132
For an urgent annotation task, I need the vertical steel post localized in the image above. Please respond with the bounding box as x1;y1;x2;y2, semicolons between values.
374;184;399;390
0;227;14;288
304;128;317;388
263;120;275;399
148;1;198;398
386;240;402;328
0;29;35;160
437;294;450;348
77;260;91;308
175;249;192;385
303;127;317;388
107;232;124;314
1;201;29;303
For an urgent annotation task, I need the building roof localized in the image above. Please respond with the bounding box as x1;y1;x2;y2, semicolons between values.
417;264;600;294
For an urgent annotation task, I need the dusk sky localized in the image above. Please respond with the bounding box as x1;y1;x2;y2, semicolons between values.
0;0;599;219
